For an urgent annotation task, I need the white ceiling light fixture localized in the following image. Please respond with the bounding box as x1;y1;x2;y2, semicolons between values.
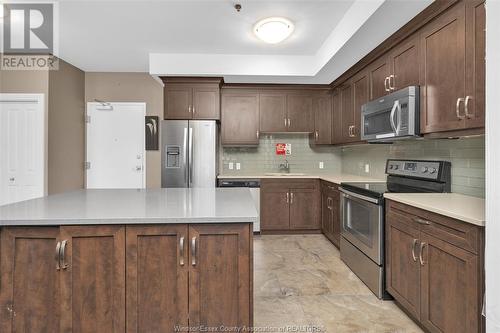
253;17;294;44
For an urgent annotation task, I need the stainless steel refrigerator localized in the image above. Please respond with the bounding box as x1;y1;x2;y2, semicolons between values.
161;120;217;188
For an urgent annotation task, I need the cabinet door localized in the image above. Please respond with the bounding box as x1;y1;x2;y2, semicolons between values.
352;71;368;142
331;89;343;144
369;57;390;99
259;93;287;132
339;83;353;142
289;188;320;230
188;224;252;330
330;190;341;248
311;95;332;145
420;2;466;133
221;94;260;146
59;226;125;333
464;0;485;129
193;86;220;120
165;85;192;119
419;232;480;333
260;186;290;230
386;214;421;319
287;94;314;132
0;227;60;333
321;190;334;240
390;34;420;90
126;225;188;333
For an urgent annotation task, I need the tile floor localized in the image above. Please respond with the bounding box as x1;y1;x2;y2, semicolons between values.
253;234;424;333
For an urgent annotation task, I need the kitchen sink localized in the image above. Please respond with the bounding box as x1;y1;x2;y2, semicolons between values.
264;173;306;176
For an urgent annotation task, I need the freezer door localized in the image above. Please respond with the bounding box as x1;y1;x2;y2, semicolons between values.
161;120;189;187
189;121;217;188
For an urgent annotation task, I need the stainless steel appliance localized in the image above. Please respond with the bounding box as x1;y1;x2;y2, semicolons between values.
339;159;451;299
161;120;217;188
218;179;260;232
361;86;420;142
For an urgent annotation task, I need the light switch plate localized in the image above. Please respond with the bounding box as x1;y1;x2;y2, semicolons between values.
229;162;234;170
319;162;324;169
236;163;241;170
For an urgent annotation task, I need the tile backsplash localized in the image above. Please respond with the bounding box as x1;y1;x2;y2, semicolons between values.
220;135;485;198
221;134;342;175
341;136;485;198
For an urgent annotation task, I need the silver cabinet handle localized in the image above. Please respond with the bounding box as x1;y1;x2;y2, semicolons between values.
384;77;390;92
256;131;260;139
411;239;418;262
315;131;319;141
179;236;185;266
414;218;431;225
419;242;427;266
60;240;69;270
284;118;287;128
464;95;473;119
55;241;62;270
290;192;294;204
286;192;289;204
287;118;291;128
389;74;395;90
191;237;197;266
188;105;192;113
456;97;465;120
192;105;195;114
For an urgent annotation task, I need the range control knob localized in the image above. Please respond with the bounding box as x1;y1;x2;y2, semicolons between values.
394;165;399;170
389;165;394;170
421;167;429;173
429;167;437;174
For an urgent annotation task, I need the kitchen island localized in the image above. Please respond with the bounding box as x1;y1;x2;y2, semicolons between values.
0;188;257;333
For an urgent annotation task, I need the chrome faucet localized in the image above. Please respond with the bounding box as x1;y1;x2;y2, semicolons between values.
279;159;290;173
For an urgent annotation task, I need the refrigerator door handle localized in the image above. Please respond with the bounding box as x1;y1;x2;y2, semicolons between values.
189;126;193;186
183;127;188;185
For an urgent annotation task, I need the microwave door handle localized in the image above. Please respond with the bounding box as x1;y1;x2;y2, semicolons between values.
390;100;398;134
395;100;402;135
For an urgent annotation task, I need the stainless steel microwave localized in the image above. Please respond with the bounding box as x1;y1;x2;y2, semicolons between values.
361;86;420;142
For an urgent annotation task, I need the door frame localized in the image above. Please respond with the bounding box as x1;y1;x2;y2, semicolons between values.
0;93;47;204
85;102;147;189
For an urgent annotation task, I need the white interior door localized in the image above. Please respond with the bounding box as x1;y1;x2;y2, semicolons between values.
0;94;45;206
86;102;146;189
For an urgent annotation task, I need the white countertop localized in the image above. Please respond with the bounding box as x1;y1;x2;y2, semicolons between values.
0;188;258;226
217;173;386;184
384;192;485;227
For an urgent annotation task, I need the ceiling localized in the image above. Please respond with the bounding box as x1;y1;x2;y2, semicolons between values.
57;0;433;84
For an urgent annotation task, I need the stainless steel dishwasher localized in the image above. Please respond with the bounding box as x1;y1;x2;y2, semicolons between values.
218;179;260;232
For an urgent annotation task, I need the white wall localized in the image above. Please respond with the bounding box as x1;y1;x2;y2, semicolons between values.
485;1;500;331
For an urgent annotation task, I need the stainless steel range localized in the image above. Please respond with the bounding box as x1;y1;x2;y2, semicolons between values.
339;159;451;299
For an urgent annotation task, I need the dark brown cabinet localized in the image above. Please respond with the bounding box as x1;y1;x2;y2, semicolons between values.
320;182;341;248
261;179;320;232
352;71;369;142
163;78;222;120
339;83;354;142
368;57;391;100
389;33;420;92
286;94;314;132
311;94;332;145
420;0;485;134
0;227;61;333
221;92;260;146
259;93;287;132
386;200;484;333
331;89;343;145
259;92;314;133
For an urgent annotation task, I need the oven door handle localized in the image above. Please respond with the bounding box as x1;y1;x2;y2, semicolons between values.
339;187;380;205
390;100;399;135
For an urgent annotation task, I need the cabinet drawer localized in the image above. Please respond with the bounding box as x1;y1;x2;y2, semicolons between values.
262;178;319;190
386;200;481;254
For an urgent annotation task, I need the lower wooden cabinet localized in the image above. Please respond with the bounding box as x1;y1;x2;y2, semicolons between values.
0;223;253;333
261;179;320;232
320;181;341;248
386;200;484;333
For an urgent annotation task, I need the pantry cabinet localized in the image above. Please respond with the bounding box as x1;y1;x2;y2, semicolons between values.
386;200;484;333
320;181;341;248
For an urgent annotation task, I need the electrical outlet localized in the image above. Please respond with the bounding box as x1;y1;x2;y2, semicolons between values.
236;162;241;170
229;162;234;170
364;164;370;173
319;161;324;169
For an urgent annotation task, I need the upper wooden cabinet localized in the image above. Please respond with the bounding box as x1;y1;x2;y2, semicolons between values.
311;94;333;145
389;33;420;92
420;0;485;134
352;70;369;142
221;92;260;146
368;57;391;100
331;89;343;145
259;93;287;132
286;94;314;132
163;78;222;120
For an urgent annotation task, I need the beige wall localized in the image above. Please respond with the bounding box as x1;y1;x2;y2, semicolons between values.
85;72;164;188
48;60;85;194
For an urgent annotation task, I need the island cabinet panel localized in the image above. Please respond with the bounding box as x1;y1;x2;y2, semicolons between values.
386;200;484;333
188;224;252;330
125;225;188;333
59;226;126;333
0;227;61;333
221;93;260;146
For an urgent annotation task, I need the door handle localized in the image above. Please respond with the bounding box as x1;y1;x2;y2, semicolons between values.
183;127;188;184
390;100;399;134
191;237;197;266
179;236;185;266
414;218;431;225
389;74;395;90
456;97;465;120
315;131;319;141
256;131;260;139
290;192;294;204
384;77;390;92
286;192;289;204
55;241;62;270
188;105;192;113
419;242;427;266
192;105;195;115
188;127;193;185
411;239;418;262
464;95;473;119
287;118;291;128
60;240;69;270
284;118;287;128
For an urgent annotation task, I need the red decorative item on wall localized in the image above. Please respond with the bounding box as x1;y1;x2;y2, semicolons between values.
276;143;286;155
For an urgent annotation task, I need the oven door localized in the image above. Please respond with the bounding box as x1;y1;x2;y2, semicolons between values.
340;188;383;265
